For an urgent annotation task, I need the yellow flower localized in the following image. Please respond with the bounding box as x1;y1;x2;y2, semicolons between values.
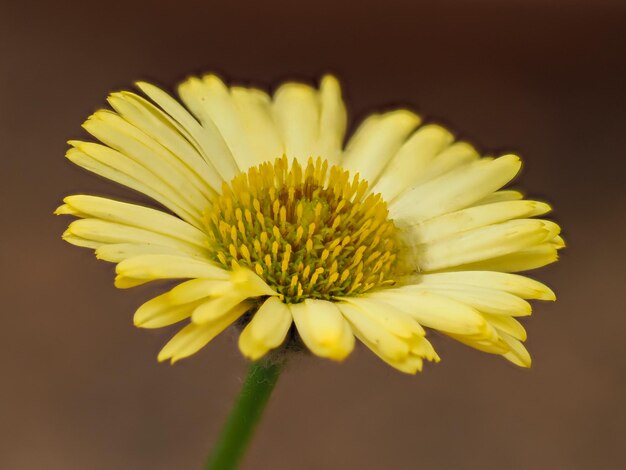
56;74;563;373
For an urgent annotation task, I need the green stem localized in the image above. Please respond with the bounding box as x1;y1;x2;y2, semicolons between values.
205;360;284;470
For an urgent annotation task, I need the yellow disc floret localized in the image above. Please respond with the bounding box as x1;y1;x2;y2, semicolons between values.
204;156;399;303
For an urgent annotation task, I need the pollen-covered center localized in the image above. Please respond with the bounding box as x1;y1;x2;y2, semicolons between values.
203;156;399;303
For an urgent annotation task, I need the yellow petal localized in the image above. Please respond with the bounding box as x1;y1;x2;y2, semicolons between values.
368;289;493;339
473;190;524;206
391;154;522;221
408;140;479;185
415;271;555;300
500;332;532;367
83;111;210;213
158;302;250;363
95;243;188;263
483;314;527;341
337;303;410;362
377;353;425;375
67;219;205;258
411;336;440;362
338;296;425;338
191;294;250;324
447;243;559;273
107;91;221;192
179;75;258;170
62;195;208;247
137;80;239;182
61;232;103;250
315;75;347;164
446;333;510;355
167;278;233;305
272;82;320;163
406;200;552;244
290;300;354;361
239;297;292;360
339;302;429;374
115;254;228;288
401;284;532;317
66;143;201;227
413;218;557;272
231;86;284;166
133;291;198;328
341;110;421;185
374;128;462;202
230;268;278;297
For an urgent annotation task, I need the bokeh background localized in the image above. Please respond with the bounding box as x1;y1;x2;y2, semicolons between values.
2;0;625;468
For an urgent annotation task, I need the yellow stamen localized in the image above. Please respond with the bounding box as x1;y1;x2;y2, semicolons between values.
203;156;399;302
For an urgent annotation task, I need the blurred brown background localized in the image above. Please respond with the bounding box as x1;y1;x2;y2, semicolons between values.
2;0;625;468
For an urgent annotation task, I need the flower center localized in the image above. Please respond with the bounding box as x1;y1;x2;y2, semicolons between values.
203;156;399;303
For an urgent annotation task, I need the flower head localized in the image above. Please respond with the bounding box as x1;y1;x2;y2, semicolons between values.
57;74;562;373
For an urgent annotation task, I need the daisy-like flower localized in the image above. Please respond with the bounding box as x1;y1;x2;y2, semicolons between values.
57;74;563;373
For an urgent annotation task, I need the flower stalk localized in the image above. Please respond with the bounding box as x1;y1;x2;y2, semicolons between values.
205;359;284;470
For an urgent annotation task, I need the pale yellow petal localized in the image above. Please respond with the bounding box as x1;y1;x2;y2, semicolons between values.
190;270;277;324
338;303;428;374
229;268;279;297
272;82;320;163
315;75;347;164
337;303;410;361
484;314;527;341
338;296;425;338
374;351;425;374
83;111;211;213
404;200;552;244
178;75;259;170
415;271;556;300
341;110;421;185
239;297;292;360
107;91;220;193
133;291;199;328
231;86;284;165
406;141;480;186
95;243;192;263
115;254;228;288
61;233;103;250
473;190;524;206
158;302;250;363
67;143;201;227
500;332;532;367
400;284;532;316
367;289;495;339
412;219;558;272
191;294;249;324
60;195;208;248
136;80;239;181
66;219;206;258
446;243;559;273
446;332;510;354
551;235;566;249
391;154;522;222
167;278;233;304
411;336;440;362
372;125;457;202
290;300;354;360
